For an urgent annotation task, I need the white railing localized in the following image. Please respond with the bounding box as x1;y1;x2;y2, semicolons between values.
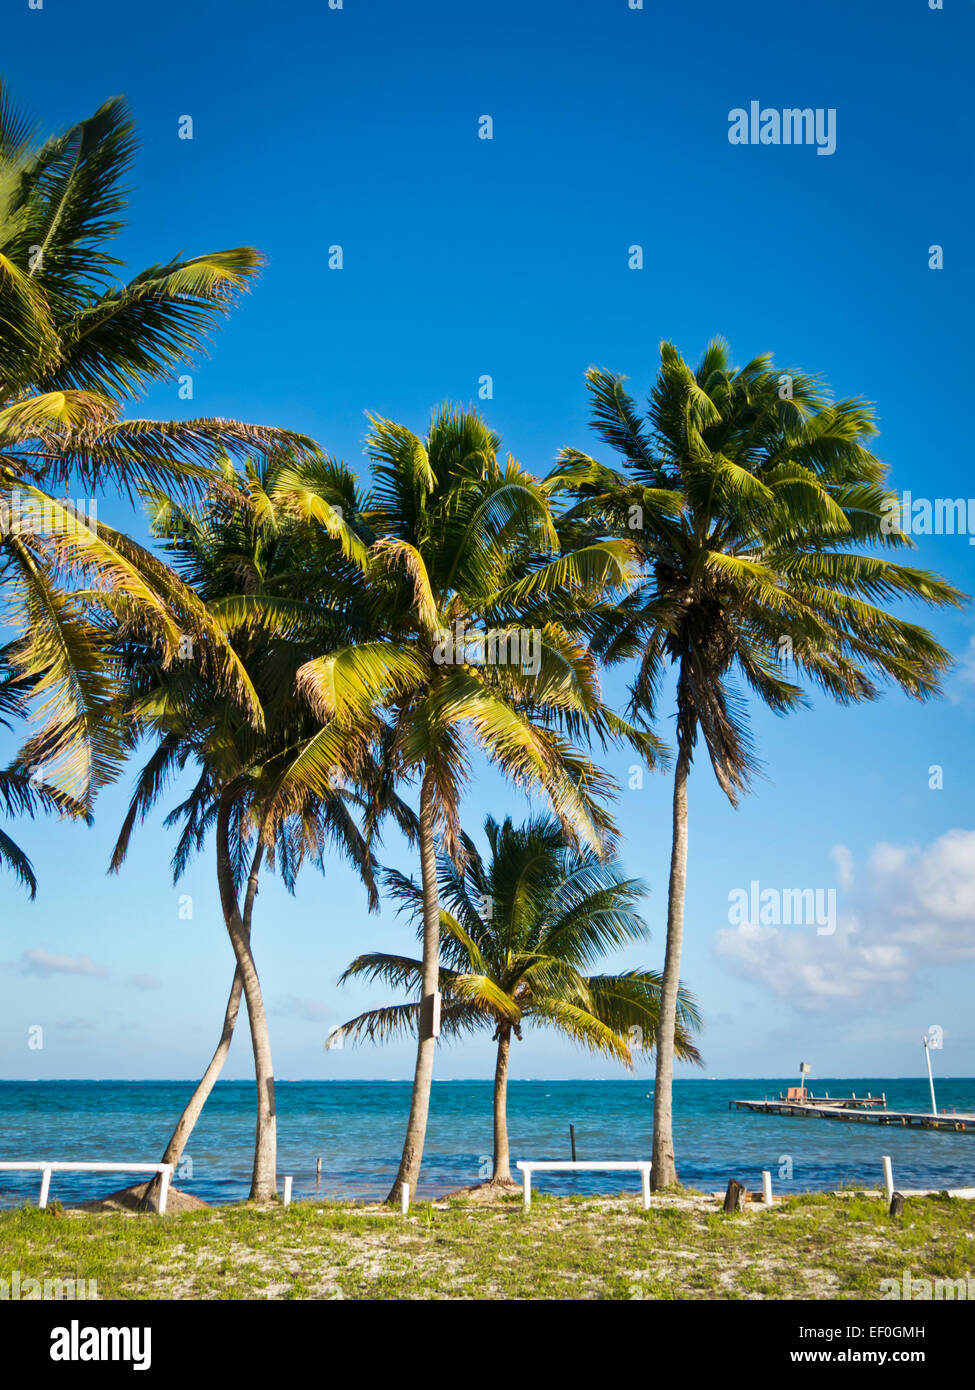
516;1160;652;1210
0;1162;174;1214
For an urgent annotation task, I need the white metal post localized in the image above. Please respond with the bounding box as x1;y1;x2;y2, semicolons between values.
283;1176;293;1208
158;1165;171;1215
641;1166;650;1210
400;1182;409;1215
523;1168;531;1211
38;1166;52;1209
924;1038;938;1115
762;1170;773;1205
882;1155;894;1205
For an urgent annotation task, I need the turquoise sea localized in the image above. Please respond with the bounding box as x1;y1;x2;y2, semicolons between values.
2;1078;974;1206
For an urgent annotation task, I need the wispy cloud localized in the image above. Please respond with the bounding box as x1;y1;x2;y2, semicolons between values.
713;829;975;1013
270;996;331;1023
12;951;163;991
20;949;109;979
126;974;162;991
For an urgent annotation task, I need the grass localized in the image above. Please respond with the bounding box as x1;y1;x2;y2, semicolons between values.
0;1191;972;1300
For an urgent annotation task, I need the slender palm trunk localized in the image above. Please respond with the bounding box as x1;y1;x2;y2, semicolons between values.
216;796;276;1202
651;750;689;1190
387;767;440;1203
141;843;264;1210
491;1024;514;1185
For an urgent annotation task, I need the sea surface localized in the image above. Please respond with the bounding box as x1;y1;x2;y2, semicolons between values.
2;1078;974;1207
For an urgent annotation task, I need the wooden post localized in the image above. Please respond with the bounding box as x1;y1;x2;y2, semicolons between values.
569;1124;577;1161
762;1170;773;1205
889;1192;906;1218
723;1179;745;1213
283;1176;293;1208
316;1156;322;1183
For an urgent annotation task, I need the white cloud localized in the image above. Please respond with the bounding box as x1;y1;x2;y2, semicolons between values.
20;949;109;979
713;828;975;1013
946;634;975;703
126;974;162;991
270;996;331;1023
831;844;854;890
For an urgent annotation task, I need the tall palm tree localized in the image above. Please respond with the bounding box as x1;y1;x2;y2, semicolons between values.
109;457;415;1201
271;406;664;1201
556;340;964;1188
338;814;702;1188
0;83;310;816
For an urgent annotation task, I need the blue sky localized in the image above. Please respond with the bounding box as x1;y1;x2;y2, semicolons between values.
3;0;975;1085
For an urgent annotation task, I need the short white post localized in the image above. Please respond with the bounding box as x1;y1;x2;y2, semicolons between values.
762;1170;773;1206
158;1165;172;1216
400;1182;409;1215
523;1167;531;1211
641;1165;650;1210
882;1155;894;1205
38;1166;52;1210
283;1176;293;1208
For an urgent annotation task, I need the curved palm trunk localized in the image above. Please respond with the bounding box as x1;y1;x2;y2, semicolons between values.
387;767;440;1204
651;751;689;1190
140;843;264;1211
139;970;243;1211
491;1024;514;1185
216;796;276;1202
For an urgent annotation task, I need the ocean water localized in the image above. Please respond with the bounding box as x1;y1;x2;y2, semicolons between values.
1;1078;974;1207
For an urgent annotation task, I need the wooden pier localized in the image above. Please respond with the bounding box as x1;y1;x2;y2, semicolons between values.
731;1098;975;1132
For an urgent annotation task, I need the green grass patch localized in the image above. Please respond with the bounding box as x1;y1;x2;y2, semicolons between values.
0;1192;971;1300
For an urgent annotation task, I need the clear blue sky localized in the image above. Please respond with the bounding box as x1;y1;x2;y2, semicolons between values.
3;0;975;1084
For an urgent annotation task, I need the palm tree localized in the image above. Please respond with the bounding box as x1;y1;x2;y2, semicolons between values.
0;643;87;894
109;455;415;1202
0;83;310;816
270;406;665;1201
338;814;702;1188
556;339;964;1188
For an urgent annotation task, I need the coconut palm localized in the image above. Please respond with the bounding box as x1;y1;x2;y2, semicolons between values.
555;339;965;1188
0;83;311;816
109;457;415;1201
0;643;87;894
338;813;702;1188
269;406;665;1200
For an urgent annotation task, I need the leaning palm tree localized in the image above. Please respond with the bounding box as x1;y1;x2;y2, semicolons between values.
338;814;701;1188
271;407;664;1200
109;455;415;1201
0;83;310;816
555;340;964;1188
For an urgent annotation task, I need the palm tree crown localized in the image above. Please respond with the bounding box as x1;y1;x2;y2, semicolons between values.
555;338;965;1189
